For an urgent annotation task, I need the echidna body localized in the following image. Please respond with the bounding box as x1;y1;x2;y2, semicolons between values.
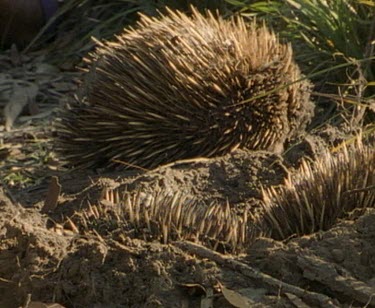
260;143;375;240
56;7;313;169
94;188;250;252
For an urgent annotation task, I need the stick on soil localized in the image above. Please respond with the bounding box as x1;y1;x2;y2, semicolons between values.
174;241;339;308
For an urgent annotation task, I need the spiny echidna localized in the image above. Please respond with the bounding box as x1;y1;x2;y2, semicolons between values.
80;188;253;252
259;142;375;240
55;7;313;170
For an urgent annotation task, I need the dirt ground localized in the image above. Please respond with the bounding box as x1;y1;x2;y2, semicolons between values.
1;45;375;308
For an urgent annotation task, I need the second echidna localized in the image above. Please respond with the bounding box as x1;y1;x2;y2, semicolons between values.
260;142;375;240
55;7;313;170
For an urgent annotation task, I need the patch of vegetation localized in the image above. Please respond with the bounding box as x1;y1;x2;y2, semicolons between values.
226;0;375;127
27;0;230;67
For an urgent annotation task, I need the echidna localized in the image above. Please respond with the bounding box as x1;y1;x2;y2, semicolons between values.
87;188;252;252
259;142;375;240
55;7;313;170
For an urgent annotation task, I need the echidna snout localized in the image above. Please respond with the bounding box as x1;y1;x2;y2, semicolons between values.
55;7;314;169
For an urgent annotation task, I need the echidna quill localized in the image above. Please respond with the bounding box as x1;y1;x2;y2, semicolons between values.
260;143;375;240
83;188;252;252
55;7;313;170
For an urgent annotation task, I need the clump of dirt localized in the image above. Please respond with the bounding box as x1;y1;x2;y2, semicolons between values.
0;191;220;307
0;192;69;308
245;208;375;306
113;150;290;204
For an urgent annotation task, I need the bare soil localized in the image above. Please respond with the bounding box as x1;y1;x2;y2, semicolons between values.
1;46;375;308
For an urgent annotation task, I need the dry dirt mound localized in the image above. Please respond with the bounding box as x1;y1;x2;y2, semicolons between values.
1;147;375;307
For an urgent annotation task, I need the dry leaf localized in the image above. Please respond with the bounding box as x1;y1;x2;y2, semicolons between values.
0;147;11;160
220;283;256;308
4;82;38;131
368;99;375;113
200;287;214;308
178;283;207;296
42;176;61;213
285;293;310;308
35;63;60;74
10;44;22;66
238;287;267;302
28;99;40;115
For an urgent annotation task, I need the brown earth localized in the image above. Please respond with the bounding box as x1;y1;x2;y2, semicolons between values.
1;45;375;308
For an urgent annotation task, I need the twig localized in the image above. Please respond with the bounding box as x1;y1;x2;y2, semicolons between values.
174;241;339;308
298;254;375;306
